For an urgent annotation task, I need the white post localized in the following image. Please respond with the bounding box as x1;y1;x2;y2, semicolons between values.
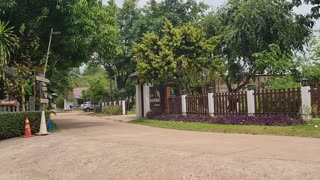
247;90;255;116
136;85;142;118
122;100;126;115
301;86;311;118
109;101;112;106
114;101;116;106
119;101;121;107
181;94;187;116
16;102;20;112
64;99;67;110
208;93;214;117
143;84;151;117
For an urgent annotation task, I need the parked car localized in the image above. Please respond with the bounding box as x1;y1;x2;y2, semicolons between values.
82;102;94;112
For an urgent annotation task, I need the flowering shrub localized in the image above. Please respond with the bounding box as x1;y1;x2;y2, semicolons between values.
146;112;304;126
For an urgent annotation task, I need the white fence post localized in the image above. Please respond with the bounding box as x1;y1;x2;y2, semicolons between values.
181;94;187;116
301;86;311;116
64;99;67;110
135;85;142;118
247;90;255;116
114;101;116;106
122;100;126;115
143;84;151;117
208;93;214;117
17;102;20;112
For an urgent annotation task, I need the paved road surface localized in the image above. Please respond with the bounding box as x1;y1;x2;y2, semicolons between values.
0;112;320;180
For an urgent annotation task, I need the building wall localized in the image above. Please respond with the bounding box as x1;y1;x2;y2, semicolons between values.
214;75;273;93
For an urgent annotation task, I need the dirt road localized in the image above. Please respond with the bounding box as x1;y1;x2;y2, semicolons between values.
1;112;320;180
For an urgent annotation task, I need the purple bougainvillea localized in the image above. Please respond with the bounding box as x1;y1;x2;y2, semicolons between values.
146;112;304;126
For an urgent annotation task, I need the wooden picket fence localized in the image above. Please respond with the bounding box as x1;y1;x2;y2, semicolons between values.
166;88;304;117
254;88;301;116
310;86;320;117
186;95;208;115
213;91;247;116
103;101;123;107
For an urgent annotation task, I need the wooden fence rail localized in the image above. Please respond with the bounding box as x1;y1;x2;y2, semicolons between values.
310;87;320;117
186;95;208;115
253;88;301;116
165;87;305;117
213;91;247;116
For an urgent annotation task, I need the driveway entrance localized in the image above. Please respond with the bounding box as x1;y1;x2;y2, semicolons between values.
0;112;320;179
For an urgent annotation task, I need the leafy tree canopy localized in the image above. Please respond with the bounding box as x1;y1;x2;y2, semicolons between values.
264;76;301;90
202;0;313;92
134;20;219;93
0;0;118;103
1;0;118;72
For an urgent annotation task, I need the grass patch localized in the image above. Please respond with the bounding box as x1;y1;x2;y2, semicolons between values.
127;110;136;115
131;119;320;138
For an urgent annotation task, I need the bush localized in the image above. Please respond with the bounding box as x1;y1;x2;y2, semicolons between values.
0;111;51;140
103;106;122;115
146;112;304;126
95;106;102;113
54;95;65;109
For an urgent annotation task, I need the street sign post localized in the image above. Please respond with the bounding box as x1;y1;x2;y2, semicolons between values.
36;76;50;83
36;75;50;110
40;99;49;104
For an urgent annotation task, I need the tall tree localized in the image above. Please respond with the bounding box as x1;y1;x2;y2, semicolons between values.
133;0;209;37
202;0;313;92
101;0;140;97
134;20;219;93
1;0;118;102
1;0;118;74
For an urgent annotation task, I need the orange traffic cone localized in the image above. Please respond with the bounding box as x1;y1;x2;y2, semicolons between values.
24;117;32;138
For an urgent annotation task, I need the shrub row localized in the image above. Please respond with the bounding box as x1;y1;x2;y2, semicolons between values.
146;112;304;126
102;106;122;115
0;111;51;140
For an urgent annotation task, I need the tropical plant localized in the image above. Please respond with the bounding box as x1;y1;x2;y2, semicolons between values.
0;21;18;77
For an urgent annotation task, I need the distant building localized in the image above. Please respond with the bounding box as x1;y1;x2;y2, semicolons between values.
73;87;88;106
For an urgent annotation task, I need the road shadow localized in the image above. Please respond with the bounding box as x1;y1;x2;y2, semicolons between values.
52;113;111;131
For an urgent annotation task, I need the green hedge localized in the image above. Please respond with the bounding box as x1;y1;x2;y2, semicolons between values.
103;106;122;115
0;111;51;140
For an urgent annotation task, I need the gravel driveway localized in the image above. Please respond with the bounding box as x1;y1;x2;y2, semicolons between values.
0;112;320;180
